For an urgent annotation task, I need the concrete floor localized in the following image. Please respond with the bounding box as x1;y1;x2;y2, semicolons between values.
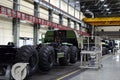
29;62;81;80
68;51;120;80
28;50;120;80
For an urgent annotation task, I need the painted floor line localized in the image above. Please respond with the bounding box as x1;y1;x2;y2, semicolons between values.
57;54;112;80
56;69;80;80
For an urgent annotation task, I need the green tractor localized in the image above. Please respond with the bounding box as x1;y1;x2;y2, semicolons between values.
0;30;82;79
38;30;82;69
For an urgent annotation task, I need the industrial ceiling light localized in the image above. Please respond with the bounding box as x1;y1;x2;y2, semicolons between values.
34;0;39;3
76;1;79;4
100;0;104;2
106;8;110;11
81;6;85;8
86;9;89;12
104;4;108;7
108;12;111;14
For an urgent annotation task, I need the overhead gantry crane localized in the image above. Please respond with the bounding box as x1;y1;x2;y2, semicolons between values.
83;17;120;26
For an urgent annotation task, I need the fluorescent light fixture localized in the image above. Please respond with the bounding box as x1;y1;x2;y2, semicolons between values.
86;9;89;12
100;0;104;2
106;8;110;11
81;6;85;8
34;0;39;3
108;12;111;14
76;1;79;4
104;4;108;7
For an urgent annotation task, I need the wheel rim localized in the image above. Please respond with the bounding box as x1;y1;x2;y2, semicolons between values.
11;63;27;80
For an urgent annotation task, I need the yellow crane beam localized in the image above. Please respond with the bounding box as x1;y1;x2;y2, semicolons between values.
89;21;120;26
83;17;120;26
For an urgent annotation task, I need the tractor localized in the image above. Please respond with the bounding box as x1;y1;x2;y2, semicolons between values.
40;30;82;66
0;30;82;79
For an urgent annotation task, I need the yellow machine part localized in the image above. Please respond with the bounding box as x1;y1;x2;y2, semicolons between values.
83;17;120;26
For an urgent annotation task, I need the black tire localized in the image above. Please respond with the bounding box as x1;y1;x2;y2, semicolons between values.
37;46;55;72
16;45;39;75
70;46;78;64
59;46;70;66
102;47;107;55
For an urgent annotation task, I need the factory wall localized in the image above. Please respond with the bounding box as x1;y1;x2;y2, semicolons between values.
0;0;85;45
0;0;13;45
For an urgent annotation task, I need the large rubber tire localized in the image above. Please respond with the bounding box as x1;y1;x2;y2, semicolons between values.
16;45;39;75
102;47;106;55
70;46;78;64
37;46;55;72
59;46;70;66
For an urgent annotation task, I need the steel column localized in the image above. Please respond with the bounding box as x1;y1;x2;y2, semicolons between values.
74;21;77;29
59;0;61;9
59;14;63;25
67;0;70;13
67;18;71;27
48;9;53;30
13;0;20;47
33;1;40;45
79;12;81;20
79;23;82;35
74;9;75;17
74;2;76;17
79;0;81;11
